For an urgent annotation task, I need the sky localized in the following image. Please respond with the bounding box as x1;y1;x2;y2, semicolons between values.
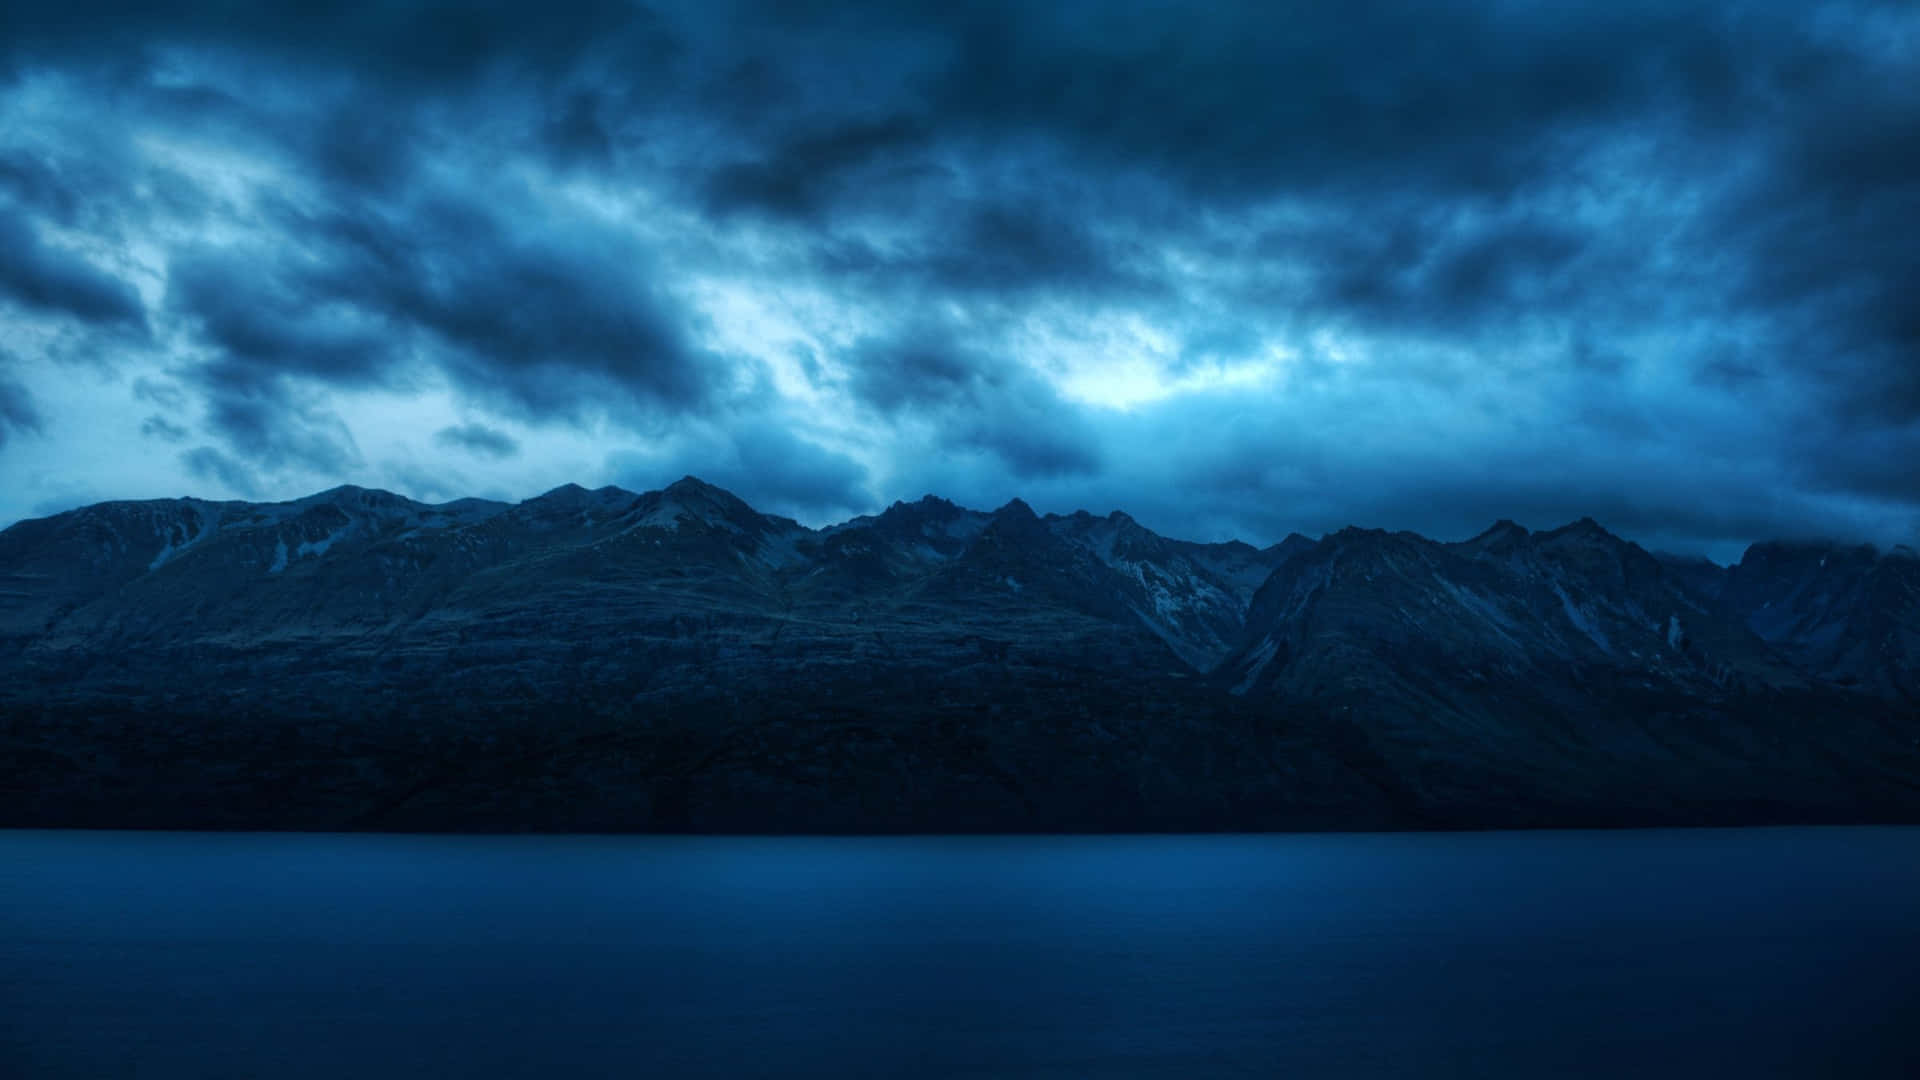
0;1;1915;562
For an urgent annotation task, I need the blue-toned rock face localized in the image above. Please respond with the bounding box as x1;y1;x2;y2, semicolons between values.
1720;541;1920;700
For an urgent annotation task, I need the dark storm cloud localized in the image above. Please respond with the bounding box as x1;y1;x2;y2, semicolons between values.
167;248;401;390
918;201;1152;300
543;90;616;170
180;445;260;498
0;206;147;332
955;407;1103;479
435;423;520;460
848;327;1102;478
131;377;187;412
163;256;373;476
385;462;485;505
848;336;981;411
0;369;44;448
703;115;930;220
253;198;713;421
1792;425;1920;504
907;0;1759;201
0;1;1914;550
2;1;677;90
5;0;709;485
376;218;713;423
0;150;81;226
139;414;189;443
154;189;715;480
611;422;872;521
201;394;361;477
750;0;1906;395
1289;214;1595;334
305;104;425;197
1714;57;1920;425
756;170;1154;308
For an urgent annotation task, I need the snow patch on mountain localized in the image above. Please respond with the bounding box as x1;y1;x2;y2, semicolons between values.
633;500;692;531
296;526;351;560
147;512;218;571
1552;580;1614;656
748;528;811;570
1436;575;1521;647
1231;635;1281;695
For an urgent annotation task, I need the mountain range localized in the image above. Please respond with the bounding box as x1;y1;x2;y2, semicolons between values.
2;478;1916;832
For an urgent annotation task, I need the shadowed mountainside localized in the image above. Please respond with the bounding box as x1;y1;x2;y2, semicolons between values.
2;478;1915;832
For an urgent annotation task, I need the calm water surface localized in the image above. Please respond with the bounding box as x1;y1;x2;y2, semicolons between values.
2;828;1917;1078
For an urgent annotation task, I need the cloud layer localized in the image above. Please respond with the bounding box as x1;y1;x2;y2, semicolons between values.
0;1;1915;560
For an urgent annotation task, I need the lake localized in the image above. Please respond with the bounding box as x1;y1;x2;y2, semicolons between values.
2;828;1917;1077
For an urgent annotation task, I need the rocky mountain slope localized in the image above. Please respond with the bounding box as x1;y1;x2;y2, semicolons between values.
1719;541;1920;700
1;479;1914;832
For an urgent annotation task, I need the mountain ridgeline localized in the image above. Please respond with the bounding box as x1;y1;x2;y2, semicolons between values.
2;479;1916;832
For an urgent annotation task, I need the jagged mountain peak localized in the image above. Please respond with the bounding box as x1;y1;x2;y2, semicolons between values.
1539;516;1622;545
819;495;987;563
1451;519;1533;561
1473;519;1530;541
1654;550;1722;569
429;496;511;518
656;476;757;514
1269;534;1316;556
283;484;431;518
1531;518;1659;574
535;482;587;499
621;479;806;542
521;482;633;511
993;497;1039;521
1737;537;1882;564
1652;550;1729;601
49;493;231;520
549;482;636;502
1046;507;1145;534
972;504;1056;552
300;483;398;503
508;483;644;530
880;493;966;522
1322;525;1422;549
664;475;728;498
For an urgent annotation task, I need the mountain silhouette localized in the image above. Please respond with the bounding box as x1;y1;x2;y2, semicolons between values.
3;479;1915;831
